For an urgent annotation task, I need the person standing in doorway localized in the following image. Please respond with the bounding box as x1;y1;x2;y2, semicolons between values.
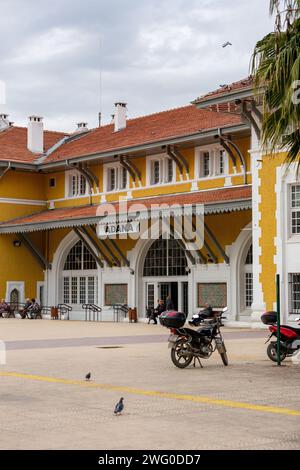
166;294;174;311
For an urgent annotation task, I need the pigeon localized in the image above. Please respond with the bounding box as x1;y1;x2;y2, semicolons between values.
114;397;124;415
222;41;232;48
85;372;91;381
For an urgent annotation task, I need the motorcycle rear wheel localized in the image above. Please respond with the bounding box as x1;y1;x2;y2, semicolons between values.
171;339;193;369
267;343;286;362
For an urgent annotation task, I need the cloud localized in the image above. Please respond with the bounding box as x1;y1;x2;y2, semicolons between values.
6;27;90;66
0;0;273;132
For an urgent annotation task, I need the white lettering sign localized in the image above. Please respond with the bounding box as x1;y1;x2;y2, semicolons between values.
98;220;140;238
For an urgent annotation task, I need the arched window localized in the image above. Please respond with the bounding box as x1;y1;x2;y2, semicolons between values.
64;241;97;270
62;241;98;306
143;237;187;277
245;244;253;265
10;288;19;307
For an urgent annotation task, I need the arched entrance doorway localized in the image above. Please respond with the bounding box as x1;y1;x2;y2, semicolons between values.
229;223;253;321
142;236;189;314
61;240;98;307
242;244;253;313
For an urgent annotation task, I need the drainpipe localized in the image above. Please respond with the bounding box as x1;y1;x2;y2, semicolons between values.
0;162;11;181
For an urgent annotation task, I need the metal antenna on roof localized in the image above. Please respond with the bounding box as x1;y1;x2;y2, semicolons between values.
98;35;103;127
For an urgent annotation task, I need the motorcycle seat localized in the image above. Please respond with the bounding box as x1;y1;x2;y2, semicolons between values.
284;325;300;335
179;327;212;338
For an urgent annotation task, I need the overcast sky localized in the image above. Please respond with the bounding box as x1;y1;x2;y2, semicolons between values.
0;0;274;132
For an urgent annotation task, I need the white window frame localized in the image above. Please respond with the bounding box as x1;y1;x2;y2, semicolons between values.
104;163;129;193
36;281;45;306
215;149;227;176
5;281;25;304
288;273;300;315
65;170;88;198
195;145;228;180
146;155;176;186
289;184;300;238
62;273;98;307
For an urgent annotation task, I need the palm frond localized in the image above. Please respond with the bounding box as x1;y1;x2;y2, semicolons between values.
252;12;300;168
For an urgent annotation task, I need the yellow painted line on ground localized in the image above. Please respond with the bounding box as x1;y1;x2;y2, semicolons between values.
1;370;300;417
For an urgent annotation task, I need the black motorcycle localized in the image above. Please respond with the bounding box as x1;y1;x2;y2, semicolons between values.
159;308;228;368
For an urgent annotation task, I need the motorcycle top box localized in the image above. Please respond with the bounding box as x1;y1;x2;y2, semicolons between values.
159;310;186;328
261;311;278;325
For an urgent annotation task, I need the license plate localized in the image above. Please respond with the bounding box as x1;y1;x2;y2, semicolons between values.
168;334;178;348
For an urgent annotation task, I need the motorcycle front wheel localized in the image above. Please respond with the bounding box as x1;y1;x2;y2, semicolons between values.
220;351;229;366
171;339;193;369
267;342;286;362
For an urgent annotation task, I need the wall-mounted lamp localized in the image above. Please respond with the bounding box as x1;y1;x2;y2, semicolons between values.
207;254;214;263
13;240;21;247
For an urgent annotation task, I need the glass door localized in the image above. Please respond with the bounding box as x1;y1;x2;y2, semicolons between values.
182;282;188;316
159;283;171;304
146;283;156;309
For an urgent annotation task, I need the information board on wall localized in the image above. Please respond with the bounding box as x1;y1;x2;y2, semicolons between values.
104;284;128;306
197;283;227;308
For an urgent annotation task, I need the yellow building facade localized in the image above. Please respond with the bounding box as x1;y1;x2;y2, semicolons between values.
0;80;297;324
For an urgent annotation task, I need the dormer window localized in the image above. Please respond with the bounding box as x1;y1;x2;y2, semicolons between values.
66;170;88;197
104;163;128;192
200;151;211;178
147;155;176;186
216;149;225;175
196;147;228;179
151;160;160;184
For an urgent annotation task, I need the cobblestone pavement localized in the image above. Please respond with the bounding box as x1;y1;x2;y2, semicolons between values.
0;320;299;450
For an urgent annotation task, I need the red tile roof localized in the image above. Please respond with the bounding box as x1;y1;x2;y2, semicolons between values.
193;77;253;107
0;126;66;164
44;105;242;164
0;186;251;231
0;104;245;166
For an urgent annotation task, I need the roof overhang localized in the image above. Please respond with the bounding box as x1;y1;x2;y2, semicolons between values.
193;87;254;109
0;122;250;172
0;161;37;171
38;123;250;171
0;190;252;234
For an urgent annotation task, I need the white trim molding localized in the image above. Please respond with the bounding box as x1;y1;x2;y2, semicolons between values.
0;198;46;206
249;148;265;321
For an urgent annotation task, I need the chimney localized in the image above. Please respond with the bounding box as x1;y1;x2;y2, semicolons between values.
0;113;9;131
114;102;127;132
76;122;88;133
27;116;44;153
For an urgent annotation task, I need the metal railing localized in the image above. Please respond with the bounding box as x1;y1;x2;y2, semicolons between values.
0;302;72;320
112;304;129;322
82;304;102;322
57;304;72;320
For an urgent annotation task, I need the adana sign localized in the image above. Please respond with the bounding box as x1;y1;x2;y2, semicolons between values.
97;220;140;237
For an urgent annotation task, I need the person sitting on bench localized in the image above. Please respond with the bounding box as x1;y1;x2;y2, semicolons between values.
19;298;31;319
0;299;10;318
27;298;41;319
